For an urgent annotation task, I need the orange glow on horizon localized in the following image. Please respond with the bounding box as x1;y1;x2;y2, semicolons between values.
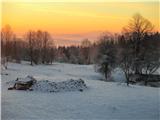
1;1;159;45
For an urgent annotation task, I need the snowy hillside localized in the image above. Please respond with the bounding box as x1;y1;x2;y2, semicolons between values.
1;62;160;120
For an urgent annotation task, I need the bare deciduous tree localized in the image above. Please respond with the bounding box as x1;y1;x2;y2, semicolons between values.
123;13;154;74
26;30;36;65
41;31;54;64
1;25;14;62
1;25;14;69
81;39;91;64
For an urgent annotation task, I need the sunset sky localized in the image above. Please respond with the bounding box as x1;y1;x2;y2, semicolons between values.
1;0;159;46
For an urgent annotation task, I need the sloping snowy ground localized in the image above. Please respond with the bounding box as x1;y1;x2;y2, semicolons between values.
1;62;160;120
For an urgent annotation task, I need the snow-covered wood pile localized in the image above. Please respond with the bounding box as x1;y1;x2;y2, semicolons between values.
31;79;87;92
8;76;37;90
8;76;87;92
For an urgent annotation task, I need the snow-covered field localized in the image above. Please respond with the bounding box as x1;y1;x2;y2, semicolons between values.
1;62;160;120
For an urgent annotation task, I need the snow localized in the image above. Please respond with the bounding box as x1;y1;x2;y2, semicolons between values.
111;67;126;82
11;75;36;84
1;61;160;120
31;79;87;92
6;75;87;92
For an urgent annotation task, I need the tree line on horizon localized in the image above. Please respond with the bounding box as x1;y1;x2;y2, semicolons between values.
1;13;160;85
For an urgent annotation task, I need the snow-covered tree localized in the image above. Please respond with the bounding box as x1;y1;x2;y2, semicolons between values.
96;34;117;80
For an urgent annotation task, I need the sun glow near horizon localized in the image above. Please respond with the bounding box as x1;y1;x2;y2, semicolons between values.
1;1;159;45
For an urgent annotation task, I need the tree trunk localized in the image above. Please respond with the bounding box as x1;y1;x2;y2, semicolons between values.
105;72;108;80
